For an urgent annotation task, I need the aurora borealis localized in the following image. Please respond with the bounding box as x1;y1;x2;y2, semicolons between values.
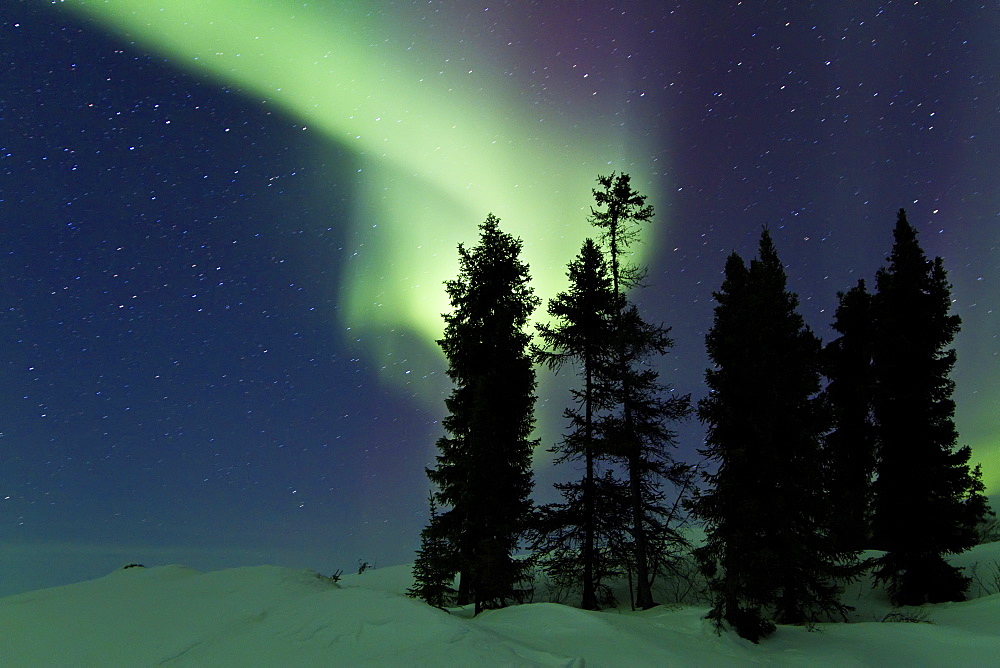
58;0;656;367
2;1;997;594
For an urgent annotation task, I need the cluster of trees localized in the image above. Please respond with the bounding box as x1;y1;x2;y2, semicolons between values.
529;175;693;612
407;174;992;642
408;175;691;614
693;210;990;641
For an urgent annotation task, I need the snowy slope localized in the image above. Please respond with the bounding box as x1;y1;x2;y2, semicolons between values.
1;546;999;666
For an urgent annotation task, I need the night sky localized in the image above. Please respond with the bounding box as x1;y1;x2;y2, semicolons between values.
2;1;997;595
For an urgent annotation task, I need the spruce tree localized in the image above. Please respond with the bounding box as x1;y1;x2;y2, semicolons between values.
694;252;772;640
532;238;620;610
408;497;457;608
695;229;854;642
823;280;878;551
419;213;539;615
529;471;633;609
870;209;992;605
588;173;692;611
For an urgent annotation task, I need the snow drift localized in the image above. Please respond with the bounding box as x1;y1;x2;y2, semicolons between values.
2;543;999;665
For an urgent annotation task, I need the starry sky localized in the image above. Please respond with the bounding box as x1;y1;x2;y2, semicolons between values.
2;1;997;595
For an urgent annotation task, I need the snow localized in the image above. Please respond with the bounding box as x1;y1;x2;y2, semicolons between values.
2;545;999;666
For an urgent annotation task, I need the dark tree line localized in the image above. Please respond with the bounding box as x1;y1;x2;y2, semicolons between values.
409;181;992;643
693;229;856;641
694;210;992;642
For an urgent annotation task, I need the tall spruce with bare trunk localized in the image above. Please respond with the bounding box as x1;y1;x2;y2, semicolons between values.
531;238;620;609
587;173;692;611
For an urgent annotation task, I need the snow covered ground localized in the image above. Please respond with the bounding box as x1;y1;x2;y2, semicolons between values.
2;543;998;666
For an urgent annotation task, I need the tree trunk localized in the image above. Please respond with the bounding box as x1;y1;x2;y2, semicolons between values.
580;356;599;610
628;448;657;609
457;568;471;606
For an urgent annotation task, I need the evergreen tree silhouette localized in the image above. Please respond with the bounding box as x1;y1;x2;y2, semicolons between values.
588;173;692;611
694;229;855;642
823;279;878;551
408;496;457;608
531;238;621;610
870;209;992;605
419;214;539;615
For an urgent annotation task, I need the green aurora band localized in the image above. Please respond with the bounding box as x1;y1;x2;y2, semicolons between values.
57;0;656;386
51;2;999;493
